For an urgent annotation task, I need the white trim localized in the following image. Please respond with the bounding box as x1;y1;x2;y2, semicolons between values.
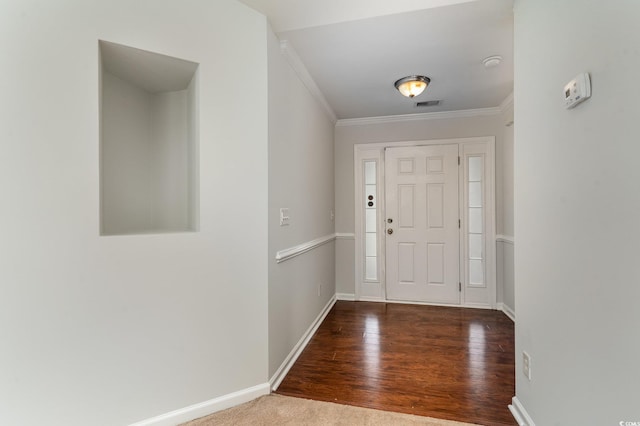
269;295;337;391
339;295;508;315
275;233;336;263
336;293;356;301
497;302;516;322
336;107;501;127
497;234;515;245
460;140;497;308
128;383;270;426
509;397;536;426
367;298;494;310
280;40;337;124
353;148;386;301
335;232;355;240
358;296;386;302
354;137;497;306
500;92;514;112
353;136;494;151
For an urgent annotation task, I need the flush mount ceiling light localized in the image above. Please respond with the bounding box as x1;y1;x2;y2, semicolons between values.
394;75;431;98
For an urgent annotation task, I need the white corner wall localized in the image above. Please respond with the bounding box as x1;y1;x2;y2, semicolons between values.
0;1;268;425
499;101;515;315
514;0;640;423
267;28;336;378
334;113;512;305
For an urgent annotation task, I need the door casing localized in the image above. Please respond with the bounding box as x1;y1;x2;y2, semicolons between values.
353;136;496;308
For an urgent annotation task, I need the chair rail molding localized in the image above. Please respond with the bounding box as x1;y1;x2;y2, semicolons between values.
335;232;355;240
275;233;337;263
496;234;515;245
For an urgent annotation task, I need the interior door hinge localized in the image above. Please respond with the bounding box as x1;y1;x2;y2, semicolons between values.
458;219;461;228
458;156;460;165
459;282;462;292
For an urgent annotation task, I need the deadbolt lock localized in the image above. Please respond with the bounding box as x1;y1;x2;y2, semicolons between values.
387;218;393;223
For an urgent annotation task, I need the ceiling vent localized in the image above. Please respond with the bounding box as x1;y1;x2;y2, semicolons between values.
415;100;441;107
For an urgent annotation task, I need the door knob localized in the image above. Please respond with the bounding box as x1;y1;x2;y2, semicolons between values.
387;228;393;235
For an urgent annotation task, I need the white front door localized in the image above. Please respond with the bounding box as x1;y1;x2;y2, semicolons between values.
385;145;460;304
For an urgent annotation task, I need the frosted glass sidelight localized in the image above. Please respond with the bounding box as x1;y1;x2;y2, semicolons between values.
467;154;485;287
469;234;483;259
365;257;378;280
365;161;376;185
363;160;378;281
366;233;377;257
468;156;483;182
366;209;377;233
469;259;484;285
468;182;483;208
468;207;483;233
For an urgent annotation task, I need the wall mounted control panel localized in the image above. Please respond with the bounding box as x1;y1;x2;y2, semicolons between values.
564;73;591;109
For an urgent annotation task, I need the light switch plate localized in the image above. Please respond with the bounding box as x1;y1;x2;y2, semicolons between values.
280;208;290;226
523;351;531;380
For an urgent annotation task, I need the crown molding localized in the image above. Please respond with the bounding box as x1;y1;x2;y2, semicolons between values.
500;92;514;112
280;40;337;124
336;106;502;127
336;92;515;128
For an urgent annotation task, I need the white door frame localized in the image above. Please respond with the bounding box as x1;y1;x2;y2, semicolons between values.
354;136;496;308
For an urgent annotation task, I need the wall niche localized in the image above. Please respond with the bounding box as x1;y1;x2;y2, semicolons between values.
99;40;199;236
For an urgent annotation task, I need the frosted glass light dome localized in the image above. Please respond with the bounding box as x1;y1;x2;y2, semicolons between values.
394;75;431;98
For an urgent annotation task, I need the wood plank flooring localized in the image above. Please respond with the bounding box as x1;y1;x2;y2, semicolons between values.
276;301;516;426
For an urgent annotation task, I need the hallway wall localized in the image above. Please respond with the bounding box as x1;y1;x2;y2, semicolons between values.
0;1;269;424
514;0;640;422
267;28;336;378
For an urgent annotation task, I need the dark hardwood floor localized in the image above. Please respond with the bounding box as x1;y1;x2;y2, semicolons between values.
276;301;516;426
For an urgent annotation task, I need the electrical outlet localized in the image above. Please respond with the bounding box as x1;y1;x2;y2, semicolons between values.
523;351;531;380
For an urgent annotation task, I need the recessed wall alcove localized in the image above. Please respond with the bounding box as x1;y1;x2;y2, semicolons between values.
99;40;199;236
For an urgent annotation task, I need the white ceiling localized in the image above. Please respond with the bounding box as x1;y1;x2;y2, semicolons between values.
239;0;513;120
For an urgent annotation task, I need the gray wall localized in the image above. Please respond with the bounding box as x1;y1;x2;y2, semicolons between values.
514;0;640;423
334;113;514;313
0;1;269;425
267;28;336;378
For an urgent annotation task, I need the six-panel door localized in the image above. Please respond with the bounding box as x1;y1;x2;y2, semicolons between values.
385;145;460;304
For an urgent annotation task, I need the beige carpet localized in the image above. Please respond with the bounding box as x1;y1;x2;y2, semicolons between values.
182;394;481;426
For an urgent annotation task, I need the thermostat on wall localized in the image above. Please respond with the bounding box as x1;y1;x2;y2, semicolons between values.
564;73;591;109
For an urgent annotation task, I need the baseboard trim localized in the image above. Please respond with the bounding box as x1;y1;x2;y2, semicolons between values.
509;396;536;426
269;295;337;391
336;293;356;301
358;296;386;302
497;302;516;322
129;383;270;426
338;295;500;311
